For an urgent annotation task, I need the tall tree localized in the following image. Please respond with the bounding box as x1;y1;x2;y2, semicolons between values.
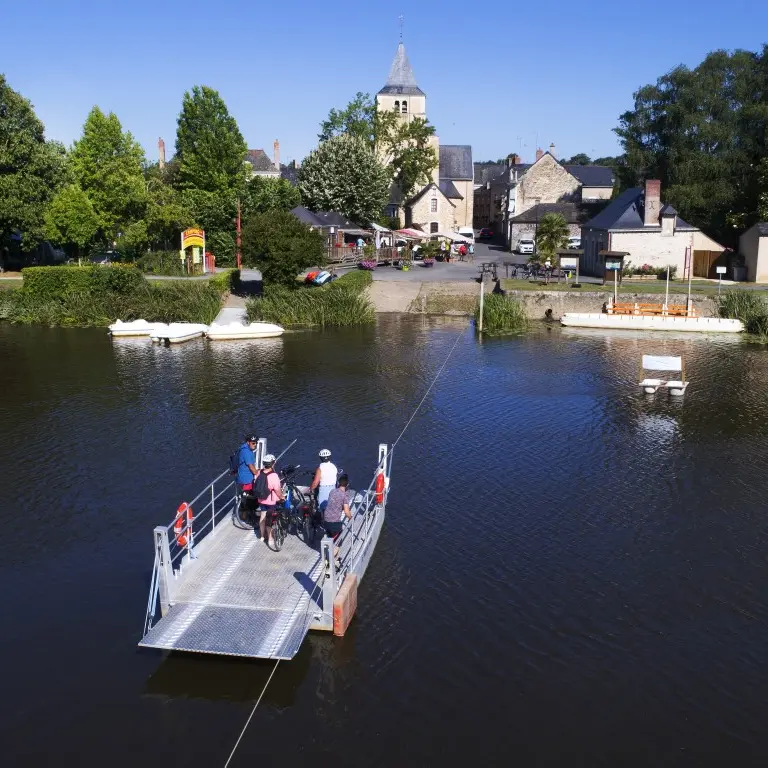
615;46;768;245
318;93;439;200
44;184;100;262
298;135;390;224
241;210;325;286
562;153;592;165
175;85;247;193
0;75;68;249
70;106;146;243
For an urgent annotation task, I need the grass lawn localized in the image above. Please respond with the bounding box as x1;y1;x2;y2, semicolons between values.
501;278;730;296
0;278;22;289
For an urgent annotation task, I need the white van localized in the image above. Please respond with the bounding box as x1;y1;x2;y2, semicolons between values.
457;227;475;244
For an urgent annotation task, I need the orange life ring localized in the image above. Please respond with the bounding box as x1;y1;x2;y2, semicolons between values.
375;472;385;505
174;502;193;547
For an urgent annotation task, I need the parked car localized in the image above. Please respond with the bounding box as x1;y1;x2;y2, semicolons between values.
457;227;475;244
567;236;582;249
478;227;494;239
517;238;536;255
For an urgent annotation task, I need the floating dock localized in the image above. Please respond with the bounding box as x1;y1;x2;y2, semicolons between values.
139;440;391;660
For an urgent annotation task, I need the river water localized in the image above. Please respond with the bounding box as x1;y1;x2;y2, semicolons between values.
2;317;768;766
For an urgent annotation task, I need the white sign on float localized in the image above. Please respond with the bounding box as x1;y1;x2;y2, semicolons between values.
642;355;683;372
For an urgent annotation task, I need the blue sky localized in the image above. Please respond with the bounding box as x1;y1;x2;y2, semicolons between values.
3;0;767;166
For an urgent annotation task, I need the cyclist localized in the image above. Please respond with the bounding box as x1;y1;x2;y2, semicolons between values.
235;434;259;492
254;454;284;548
310;448;337;512
324;474;353;560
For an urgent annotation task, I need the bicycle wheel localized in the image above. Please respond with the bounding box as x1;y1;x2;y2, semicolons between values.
301;513;316;545
272;515;286;551
233;496;254;530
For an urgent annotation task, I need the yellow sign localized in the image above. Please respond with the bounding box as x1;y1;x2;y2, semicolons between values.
181;227;205;249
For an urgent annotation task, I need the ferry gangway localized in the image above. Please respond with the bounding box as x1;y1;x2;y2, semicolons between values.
139;440;392;660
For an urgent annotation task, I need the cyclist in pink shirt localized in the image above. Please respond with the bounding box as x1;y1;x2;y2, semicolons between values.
254;454;284;548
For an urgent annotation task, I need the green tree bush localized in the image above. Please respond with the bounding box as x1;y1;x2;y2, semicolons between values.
241;210;325;286
44;185;100;262
535;213;569;263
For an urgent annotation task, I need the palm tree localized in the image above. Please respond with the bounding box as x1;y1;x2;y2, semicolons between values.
536;213;570;265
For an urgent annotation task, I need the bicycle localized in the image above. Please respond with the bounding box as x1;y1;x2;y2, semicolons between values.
279;465;320;546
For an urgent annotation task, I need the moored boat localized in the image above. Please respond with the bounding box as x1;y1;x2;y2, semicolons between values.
108;319;155;337
150;323;209;344
560;312;744;333
206;321;284;340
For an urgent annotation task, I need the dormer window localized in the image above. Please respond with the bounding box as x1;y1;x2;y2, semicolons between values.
402;101;408;114
394;101;400;111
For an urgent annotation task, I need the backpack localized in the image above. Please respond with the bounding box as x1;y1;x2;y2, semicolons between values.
229;448;242;475
253;469;271;500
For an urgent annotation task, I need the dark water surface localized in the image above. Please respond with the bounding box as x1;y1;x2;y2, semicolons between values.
2;318;768;767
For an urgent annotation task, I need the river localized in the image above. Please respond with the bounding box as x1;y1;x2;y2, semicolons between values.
2;318;768;766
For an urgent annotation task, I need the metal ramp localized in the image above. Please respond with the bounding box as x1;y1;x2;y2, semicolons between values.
140;441;392;660
140;523;322;659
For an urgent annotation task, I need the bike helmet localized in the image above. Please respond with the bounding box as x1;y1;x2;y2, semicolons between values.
263;453;276;465
319;448;332;459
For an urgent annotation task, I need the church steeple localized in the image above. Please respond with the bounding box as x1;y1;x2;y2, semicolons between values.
378;42;425;96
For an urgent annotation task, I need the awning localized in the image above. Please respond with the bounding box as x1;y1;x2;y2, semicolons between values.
395;228;429;240
432;230;472;243
342;228;371;237
370;223;392;233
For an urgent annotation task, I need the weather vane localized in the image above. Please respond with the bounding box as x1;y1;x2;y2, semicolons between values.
398;15;404;40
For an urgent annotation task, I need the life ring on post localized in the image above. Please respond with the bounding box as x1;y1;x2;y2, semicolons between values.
375;472;385;505
174;502;194;547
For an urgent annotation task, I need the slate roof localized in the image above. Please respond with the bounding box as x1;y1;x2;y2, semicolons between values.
510;202;597;225
563;164;615;188
439;180;463;199
660;203;678;216
474;162;506;185
405;182;456;207
280;163;299;186
379;42;425;96
246;149;277;172
290;206;327;227
583;188;697;231
756;222;768;236
439;145;473;180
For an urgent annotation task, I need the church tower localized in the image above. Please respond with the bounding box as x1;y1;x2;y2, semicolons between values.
376;42;426;121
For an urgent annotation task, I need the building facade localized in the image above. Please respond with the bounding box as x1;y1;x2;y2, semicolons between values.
376;42;473;232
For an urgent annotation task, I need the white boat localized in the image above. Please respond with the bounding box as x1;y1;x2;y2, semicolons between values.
206;321;284;340
150;323;208;344
109;319;155;337
560;313;744;333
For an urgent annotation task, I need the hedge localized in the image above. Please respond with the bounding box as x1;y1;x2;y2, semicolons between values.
209;269;240;294
22;265;145;299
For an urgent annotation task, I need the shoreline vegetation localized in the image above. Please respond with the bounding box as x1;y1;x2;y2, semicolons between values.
246;271;374;328
717;290;768;339
475;293;529;334
0;266;239;326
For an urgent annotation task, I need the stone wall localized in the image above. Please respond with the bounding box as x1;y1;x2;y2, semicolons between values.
451;179;474;229
504;289;717;320
517;154;580;214
408;185;455;233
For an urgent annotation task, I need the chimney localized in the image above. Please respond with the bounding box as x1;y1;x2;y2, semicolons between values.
158;137;166;169
549;142;556;158
644;179;661;226
535;148;544;161
273;139;280;170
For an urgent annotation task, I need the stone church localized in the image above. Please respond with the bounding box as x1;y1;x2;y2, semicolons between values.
376;42;473;233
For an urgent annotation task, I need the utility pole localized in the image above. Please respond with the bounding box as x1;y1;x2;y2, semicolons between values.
236;199;242;270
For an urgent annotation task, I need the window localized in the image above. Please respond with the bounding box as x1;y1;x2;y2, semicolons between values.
430;222;439;233
394;101;400;111
430;198;437;213
402;101;408;114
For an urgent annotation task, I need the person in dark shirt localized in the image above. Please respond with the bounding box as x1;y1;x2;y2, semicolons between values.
323;474;353;560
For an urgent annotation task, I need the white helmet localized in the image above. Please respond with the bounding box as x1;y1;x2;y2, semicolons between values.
319;449;332;459
263;453;276;464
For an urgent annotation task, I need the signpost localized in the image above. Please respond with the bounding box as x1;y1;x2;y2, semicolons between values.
716;265;726;296
181;228;206;275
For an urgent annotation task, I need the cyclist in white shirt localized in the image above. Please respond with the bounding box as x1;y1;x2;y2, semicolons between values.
311;448;338;511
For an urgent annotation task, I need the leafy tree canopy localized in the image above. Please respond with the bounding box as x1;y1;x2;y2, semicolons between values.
243;176;300;218
44;184;100;259
175;85;248;194
562;153;592;165
0;75;68;249
70;106;146;242
318;92;438;201
241;210;325;286
535;213;570;262
298;134;390;224
615;46;768;245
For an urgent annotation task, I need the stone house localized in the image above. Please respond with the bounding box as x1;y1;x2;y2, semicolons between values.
376;42;473;232
245;140;281;178
580;179;726;277
739;222;768;282
404;182;457;233
473;148;614;245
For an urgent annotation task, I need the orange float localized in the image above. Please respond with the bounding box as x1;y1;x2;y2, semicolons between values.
174;502;194;547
